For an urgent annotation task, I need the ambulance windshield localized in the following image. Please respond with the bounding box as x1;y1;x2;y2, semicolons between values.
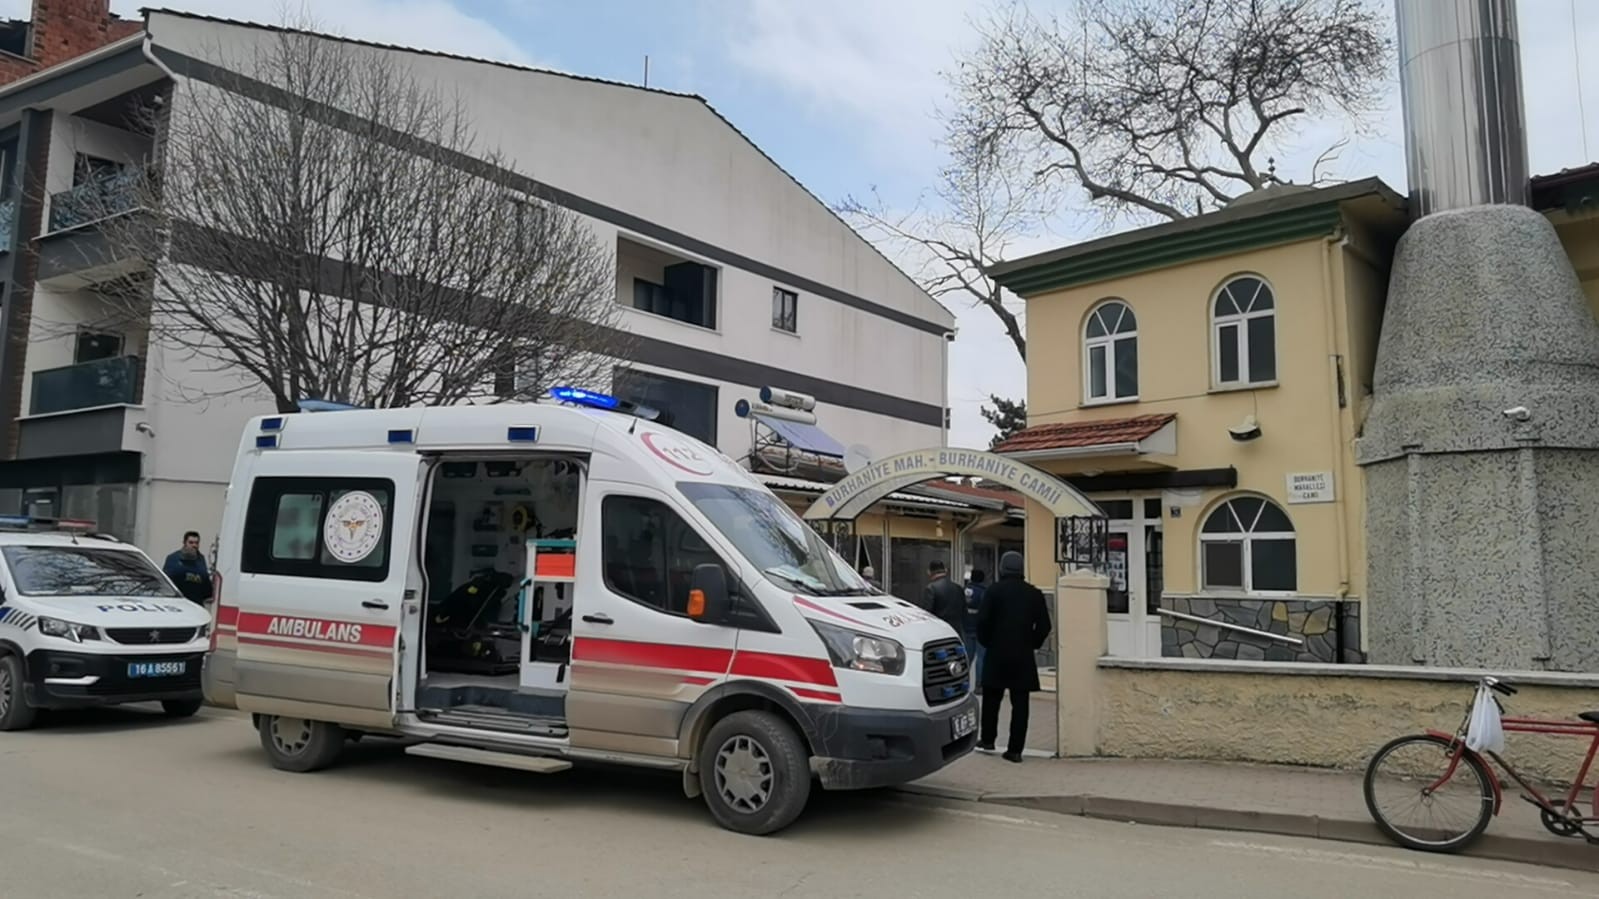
678;482;871;596
2;545;180;598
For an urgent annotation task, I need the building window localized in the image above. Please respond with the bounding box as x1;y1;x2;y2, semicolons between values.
772;286;798;333
1213;276;1277;387
1199;495;1296;594
613;368;719;447
1084;299;1138;402
630;260;718;329
240;477;394;582
601;494;728;615
74;330;123;363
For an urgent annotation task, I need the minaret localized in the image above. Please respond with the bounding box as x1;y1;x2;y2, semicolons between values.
1359;0;1599;670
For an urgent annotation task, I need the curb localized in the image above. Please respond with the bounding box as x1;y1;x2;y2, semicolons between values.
893;784;1599;874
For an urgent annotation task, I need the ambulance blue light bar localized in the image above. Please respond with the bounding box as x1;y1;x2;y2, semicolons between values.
507;426;540;442
388;429;415;444
548;386;664;423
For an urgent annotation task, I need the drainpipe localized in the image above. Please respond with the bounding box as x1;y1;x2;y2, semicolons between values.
1321;232;1354;656
941;328;955;446
141;35;177;80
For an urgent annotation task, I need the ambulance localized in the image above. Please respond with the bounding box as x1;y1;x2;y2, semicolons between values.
204;388;977;835
0;519;211;731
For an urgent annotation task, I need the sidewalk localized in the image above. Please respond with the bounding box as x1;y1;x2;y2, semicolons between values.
900;754;1599;874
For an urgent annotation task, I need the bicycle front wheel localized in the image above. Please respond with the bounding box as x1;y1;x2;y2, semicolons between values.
1363;733;1495;853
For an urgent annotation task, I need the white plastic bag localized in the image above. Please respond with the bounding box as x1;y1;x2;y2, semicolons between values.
1465;684;1505;754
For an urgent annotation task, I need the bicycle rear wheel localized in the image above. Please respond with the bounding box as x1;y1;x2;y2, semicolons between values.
1363;733;1494;853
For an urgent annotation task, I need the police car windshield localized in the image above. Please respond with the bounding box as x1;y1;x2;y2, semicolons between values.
1;546;179;598
678;482;871;596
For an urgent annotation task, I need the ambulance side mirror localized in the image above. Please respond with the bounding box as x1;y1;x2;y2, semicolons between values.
687;563;731;623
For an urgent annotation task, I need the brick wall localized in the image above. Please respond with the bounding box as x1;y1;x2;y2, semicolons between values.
0;0;142;88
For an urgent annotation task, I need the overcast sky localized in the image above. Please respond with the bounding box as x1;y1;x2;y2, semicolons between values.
14;0;1597;449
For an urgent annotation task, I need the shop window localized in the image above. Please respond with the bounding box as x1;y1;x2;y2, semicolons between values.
1212;275;1278;387
1084;299;1138;402
1199;495;1296;594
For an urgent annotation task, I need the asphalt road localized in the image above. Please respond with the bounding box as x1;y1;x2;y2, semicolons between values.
2;705;1595;898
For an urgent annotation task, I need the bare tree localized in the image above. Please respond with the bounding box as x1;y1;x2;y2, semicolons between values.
64;25;628;413
837;142;1046;361
950;0;1391;224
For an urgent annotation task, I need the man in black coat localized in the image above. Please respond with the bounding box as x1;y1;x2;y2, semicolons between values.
922;559;966;636
975;551;1052;762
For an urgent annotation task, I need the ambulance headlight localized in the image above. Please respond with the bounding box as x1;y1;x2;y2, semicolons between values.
38;617;101;643
808;619;904;676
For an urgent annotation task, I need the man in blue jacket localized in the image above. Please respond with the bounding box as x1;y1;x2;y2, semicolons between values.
963;569;987;683
163;530;214;606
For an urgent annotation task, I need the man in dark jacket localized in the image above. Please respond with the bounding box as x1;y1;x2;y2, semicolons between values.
163;530;214;606
976;551;1052;762
922;559;965;636
963;570;987;681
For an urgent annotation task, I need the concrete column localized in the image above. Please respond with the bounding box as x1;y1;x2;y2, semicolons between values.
1056;571;1108;757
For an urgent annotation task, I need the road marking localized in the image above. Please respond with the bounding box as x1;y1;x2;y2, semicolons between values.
1207;839;1582;890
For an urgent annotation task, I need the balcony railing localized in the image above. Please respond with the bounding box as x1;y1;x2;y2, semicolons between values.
48;167;145;233
29;355;142;416
0;196;14;249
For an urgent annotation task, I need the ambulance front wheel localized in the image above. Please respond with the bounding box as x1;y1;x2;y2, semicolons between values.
698;710;811;836
258;714;345;772
0;653;37;732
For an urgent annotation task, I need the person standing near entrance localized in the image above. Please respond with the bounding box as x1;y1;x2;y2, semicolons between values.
922;559;965;635
163;530;214;606
963;569;987;681
976;551;1051;763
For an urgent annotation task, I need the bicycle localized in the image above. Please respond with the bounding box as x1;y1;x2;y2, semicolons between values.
1363;675;1599;853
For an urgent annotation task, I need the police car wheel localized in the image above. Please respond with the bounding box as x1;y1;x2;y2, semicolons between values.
258;714;344;772
161;699;203;718
0;654;37;732
697;710;811;836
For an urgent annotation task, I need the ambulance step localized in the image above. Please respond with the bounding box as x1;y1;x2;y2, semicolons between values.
420;705;569;737
406;743;572;774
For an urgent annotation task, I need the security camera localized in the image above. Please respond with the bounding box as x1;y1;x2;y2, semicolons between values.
1502;406;1531;422
1228;414;1262;442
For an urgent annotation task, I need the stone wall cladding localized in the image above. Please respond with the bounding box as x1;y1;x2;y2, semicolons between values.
1162;597;1364;664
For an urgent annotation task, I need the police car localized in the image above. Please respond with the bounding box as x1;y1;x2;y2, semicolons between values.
0;516;211;731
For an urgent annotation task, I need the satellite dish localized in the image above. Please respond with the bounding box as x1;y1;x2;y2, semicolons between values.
844;444;875;474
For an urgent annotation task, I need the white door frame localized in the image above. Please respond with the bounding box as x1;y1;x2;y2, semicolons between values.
1101;496;1162;659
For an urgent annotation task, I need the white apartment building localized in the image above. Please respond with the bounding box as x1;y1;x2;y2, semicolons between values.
0;10;954;555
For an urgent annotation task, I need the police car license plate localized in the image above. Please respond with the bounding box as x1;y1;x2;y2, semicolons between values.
127;661;186;678
951;709;977;740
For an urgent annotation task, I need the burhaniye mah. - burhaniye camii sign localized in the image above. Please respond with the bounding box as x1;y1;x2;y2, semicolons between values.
802;448;1101;522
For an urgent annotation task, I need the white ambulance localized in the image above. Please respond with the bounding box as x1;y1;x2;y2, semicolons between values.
204;388;977;835
0;518;212;730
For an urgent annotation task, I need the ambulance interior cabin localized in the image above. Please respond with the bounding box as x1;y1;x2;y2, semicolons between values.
418;456;583;725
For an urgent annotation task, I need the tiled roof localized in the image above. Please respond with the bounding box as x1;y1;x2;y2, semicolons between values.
921;481;1024;507
993;414;1176;455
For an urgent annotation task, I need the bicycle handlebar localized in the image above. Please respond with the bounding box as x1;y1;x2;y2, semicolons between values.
1484;677;1518;696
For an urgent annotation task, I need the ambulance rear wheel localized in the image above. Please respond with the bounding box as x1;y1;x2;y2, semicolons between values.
698;710;811;836
0;654;37;732
258;714;345;772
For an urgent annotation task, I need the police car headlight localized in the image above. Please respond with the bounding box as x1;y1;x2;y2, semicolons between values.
195;623;211;639
38;617;101;643
808;619;905;676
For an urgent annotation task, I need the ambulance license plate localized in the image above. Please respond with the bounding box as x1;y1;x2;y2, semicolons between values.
951;709;977;740
127;661;186;678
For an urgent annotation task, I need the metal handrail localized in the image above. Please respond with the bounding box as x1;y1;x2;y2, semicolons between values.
1156;608;1305;646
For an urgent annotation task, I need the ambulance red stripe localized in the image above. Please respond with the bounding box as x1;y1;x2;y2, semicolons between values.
215;604;240;627
237;634;391;658
574;638;837;688
235;612;396;647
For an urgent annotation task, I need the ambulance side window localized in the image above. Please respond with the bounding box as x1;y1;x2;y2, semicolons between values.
601;494;728;616
241;477;395;583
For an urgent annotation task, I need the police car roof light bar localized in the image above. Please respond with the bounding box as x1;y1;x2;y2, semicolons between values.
0;514;99;533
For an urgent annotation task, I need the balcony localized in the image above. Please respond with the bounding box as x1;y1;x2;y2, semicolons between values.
30;356;142;416
48;167;144;233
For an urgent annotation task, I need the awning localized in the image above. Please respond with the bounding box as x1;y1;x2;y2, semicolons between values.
754;414;846;458
992;413;1177;461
